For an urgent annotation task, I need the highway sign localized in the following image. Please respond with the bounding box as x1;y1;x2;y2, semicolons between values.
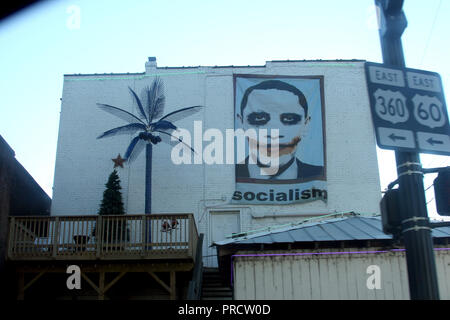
365;62;450;156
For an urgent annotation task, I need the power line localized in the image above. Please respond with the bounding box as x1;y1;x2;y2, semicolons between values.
420;0;443;66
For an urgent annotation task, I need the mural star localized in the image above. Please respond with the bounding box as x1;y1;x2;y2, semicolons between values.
112;154;126;168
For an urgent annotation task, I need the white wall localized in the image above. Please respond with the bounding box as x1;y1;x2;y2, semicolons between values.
51;60;381;266
233;247;450;300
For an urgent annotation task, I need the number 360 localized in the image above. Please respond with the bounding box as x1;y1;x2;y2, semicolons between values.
377;96;406;117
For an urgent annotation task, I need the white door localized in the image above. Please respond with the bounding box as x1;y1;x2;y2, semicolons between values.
207;211;240;267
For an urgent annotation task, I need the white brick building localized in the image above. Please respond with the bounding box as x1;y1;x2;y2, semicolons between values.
51;58;381;267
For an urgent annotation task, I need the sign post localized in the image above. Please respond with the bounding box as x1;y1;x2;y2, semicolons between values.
373;0;442;300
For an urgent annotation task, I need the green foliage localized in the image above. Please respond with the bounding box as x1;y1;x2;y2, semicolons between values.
94;170;129;242
98;169;125;216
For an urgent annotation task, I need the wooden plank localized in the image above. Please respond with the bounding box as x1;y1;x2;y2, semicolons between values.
8;250;193;262
16;262;194;275
99;272;105;300
24;270;47;291
148;271;171;294
17;272;24;300
105;218;109;254
36;219;42;256
104;271;127;293
170;271;176;300
152;216;156;249
8;217;15;258
141;217;145;253
73;219;77;252
12;217;18;255
96;216;102;257
81;272;101;295
52;218;59;258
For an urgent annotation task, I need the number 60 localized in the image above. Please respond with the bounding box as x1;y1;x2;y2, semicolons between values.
412;94;445;129
417;102;441;122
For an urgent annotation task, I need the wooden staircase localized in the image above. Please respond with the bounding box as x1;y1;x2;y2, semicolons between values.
201;268;233;300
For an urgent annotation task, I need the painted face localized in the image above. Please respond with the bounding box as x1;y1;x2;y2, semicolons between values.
241;88;308;157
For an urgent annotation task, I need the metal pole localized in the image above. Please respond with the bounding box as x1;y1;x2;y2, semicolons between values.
375;0;440;299
145;143;152;214
145;143;152;247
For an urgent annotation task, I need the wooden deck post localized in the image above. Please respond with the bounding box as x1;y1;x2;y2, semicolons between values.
52;217;60;258
8;217;15;258
99;271;105;300
189;216;194;257
17;272;24;300
170;271;176;300
96;216;102;258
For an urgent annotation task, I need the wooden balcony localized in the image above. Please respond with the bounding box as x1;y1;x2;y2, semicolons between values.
7;214;199;262
6;214;204;300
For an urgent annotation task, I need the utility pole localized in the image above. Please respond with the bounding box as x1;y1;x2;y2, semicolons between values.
375;0;440;299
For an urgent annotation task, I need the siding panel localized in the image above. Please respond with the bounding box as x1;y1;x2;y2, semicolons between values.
282;257;294;299
335;255;349;300
233;248;450;300
244;259;256;300
254;258;265;300
272;258;283;299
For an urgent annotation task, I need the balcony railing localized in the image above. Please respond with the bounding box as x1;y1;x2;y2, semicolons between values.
7;214;198;262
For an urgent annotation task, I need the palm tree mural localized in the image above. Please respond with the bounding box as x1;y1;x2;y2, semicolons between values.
97;77;201;216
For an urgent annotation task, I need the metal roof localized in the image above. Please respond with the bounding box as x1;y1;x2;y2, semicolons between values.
214;215;450;246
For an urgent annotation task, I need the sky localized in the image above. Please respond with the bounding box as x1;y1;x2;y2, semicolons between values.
0;0;448;219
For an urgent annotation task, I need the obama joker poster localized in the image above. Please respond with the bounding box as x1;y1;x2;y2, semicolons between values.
232;75;327;204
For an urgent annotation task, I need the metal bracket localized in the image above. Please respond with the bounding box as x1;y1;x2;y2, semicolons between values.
402;226;432;234
397;170;424;178
397;162;422;169
402;217;428;224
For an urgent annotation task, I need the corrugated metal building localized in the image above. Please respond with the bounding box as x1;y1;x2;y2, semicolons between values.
215;213;450;300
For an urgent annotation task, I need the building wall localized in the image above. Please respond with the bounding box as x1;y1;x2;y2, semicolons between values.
51;60;381;266
233;247;450;300
0;139;14;298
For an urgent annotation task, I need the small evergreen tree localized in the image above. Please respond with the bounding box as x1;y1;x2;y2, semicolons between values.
98;169;125;216
94;170;128;242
